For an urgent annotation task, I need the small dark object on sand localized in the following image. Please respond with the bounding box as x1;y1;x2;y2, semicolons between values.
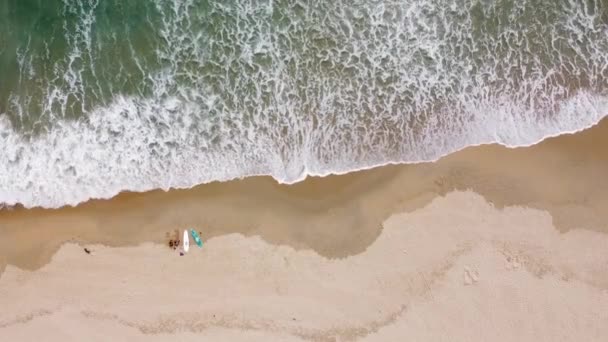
84;248;91;254
180;252;184;256
169;240;174;248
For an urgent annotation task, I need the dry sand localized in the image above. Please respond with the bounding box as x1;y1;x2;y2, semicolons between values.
1;119;608;340
1;192;608;341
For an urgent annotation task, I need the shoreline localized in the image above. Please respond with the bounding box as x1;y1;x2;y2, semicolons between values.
1;117;608;272
2;111;607;211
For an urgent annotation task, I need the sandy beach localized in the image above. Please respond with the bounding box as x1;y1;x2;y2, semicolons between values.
2;1;608;340
1;119;608;341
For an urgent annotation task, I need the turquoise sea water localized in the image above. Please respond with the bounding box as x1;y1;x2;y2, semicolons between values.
1;0;607;208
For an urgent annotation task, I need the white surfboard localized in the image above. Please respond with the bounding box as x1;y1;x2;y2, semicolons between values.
183;229;190;253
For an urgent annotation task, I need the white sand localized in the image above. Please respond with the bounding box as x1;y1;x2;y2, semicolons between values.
1;191;607;341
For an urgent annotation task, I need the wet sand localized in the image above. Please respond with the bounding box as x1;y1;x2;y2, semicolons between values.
1;119;608;340
2;119;608;270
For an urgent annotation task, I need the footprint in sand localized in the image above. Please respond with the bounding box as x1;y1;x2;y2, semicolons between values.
505;254;522;270
464;266;479;285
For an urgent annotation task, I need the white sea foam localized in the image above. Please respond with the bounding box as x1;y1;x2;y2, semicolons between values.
0;90;606;209
1;0;608;208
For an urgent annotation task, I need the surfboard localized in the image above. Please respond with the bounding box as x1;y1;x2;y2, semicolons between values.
183;229;190;253
190;229;203;248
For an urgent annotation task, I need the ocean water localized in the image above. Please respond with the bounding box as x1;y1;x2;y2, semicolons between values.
1;0;607;208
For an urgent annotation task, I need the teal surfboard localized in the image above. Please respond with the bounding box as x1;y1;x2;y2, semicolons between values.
190;229;203;248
